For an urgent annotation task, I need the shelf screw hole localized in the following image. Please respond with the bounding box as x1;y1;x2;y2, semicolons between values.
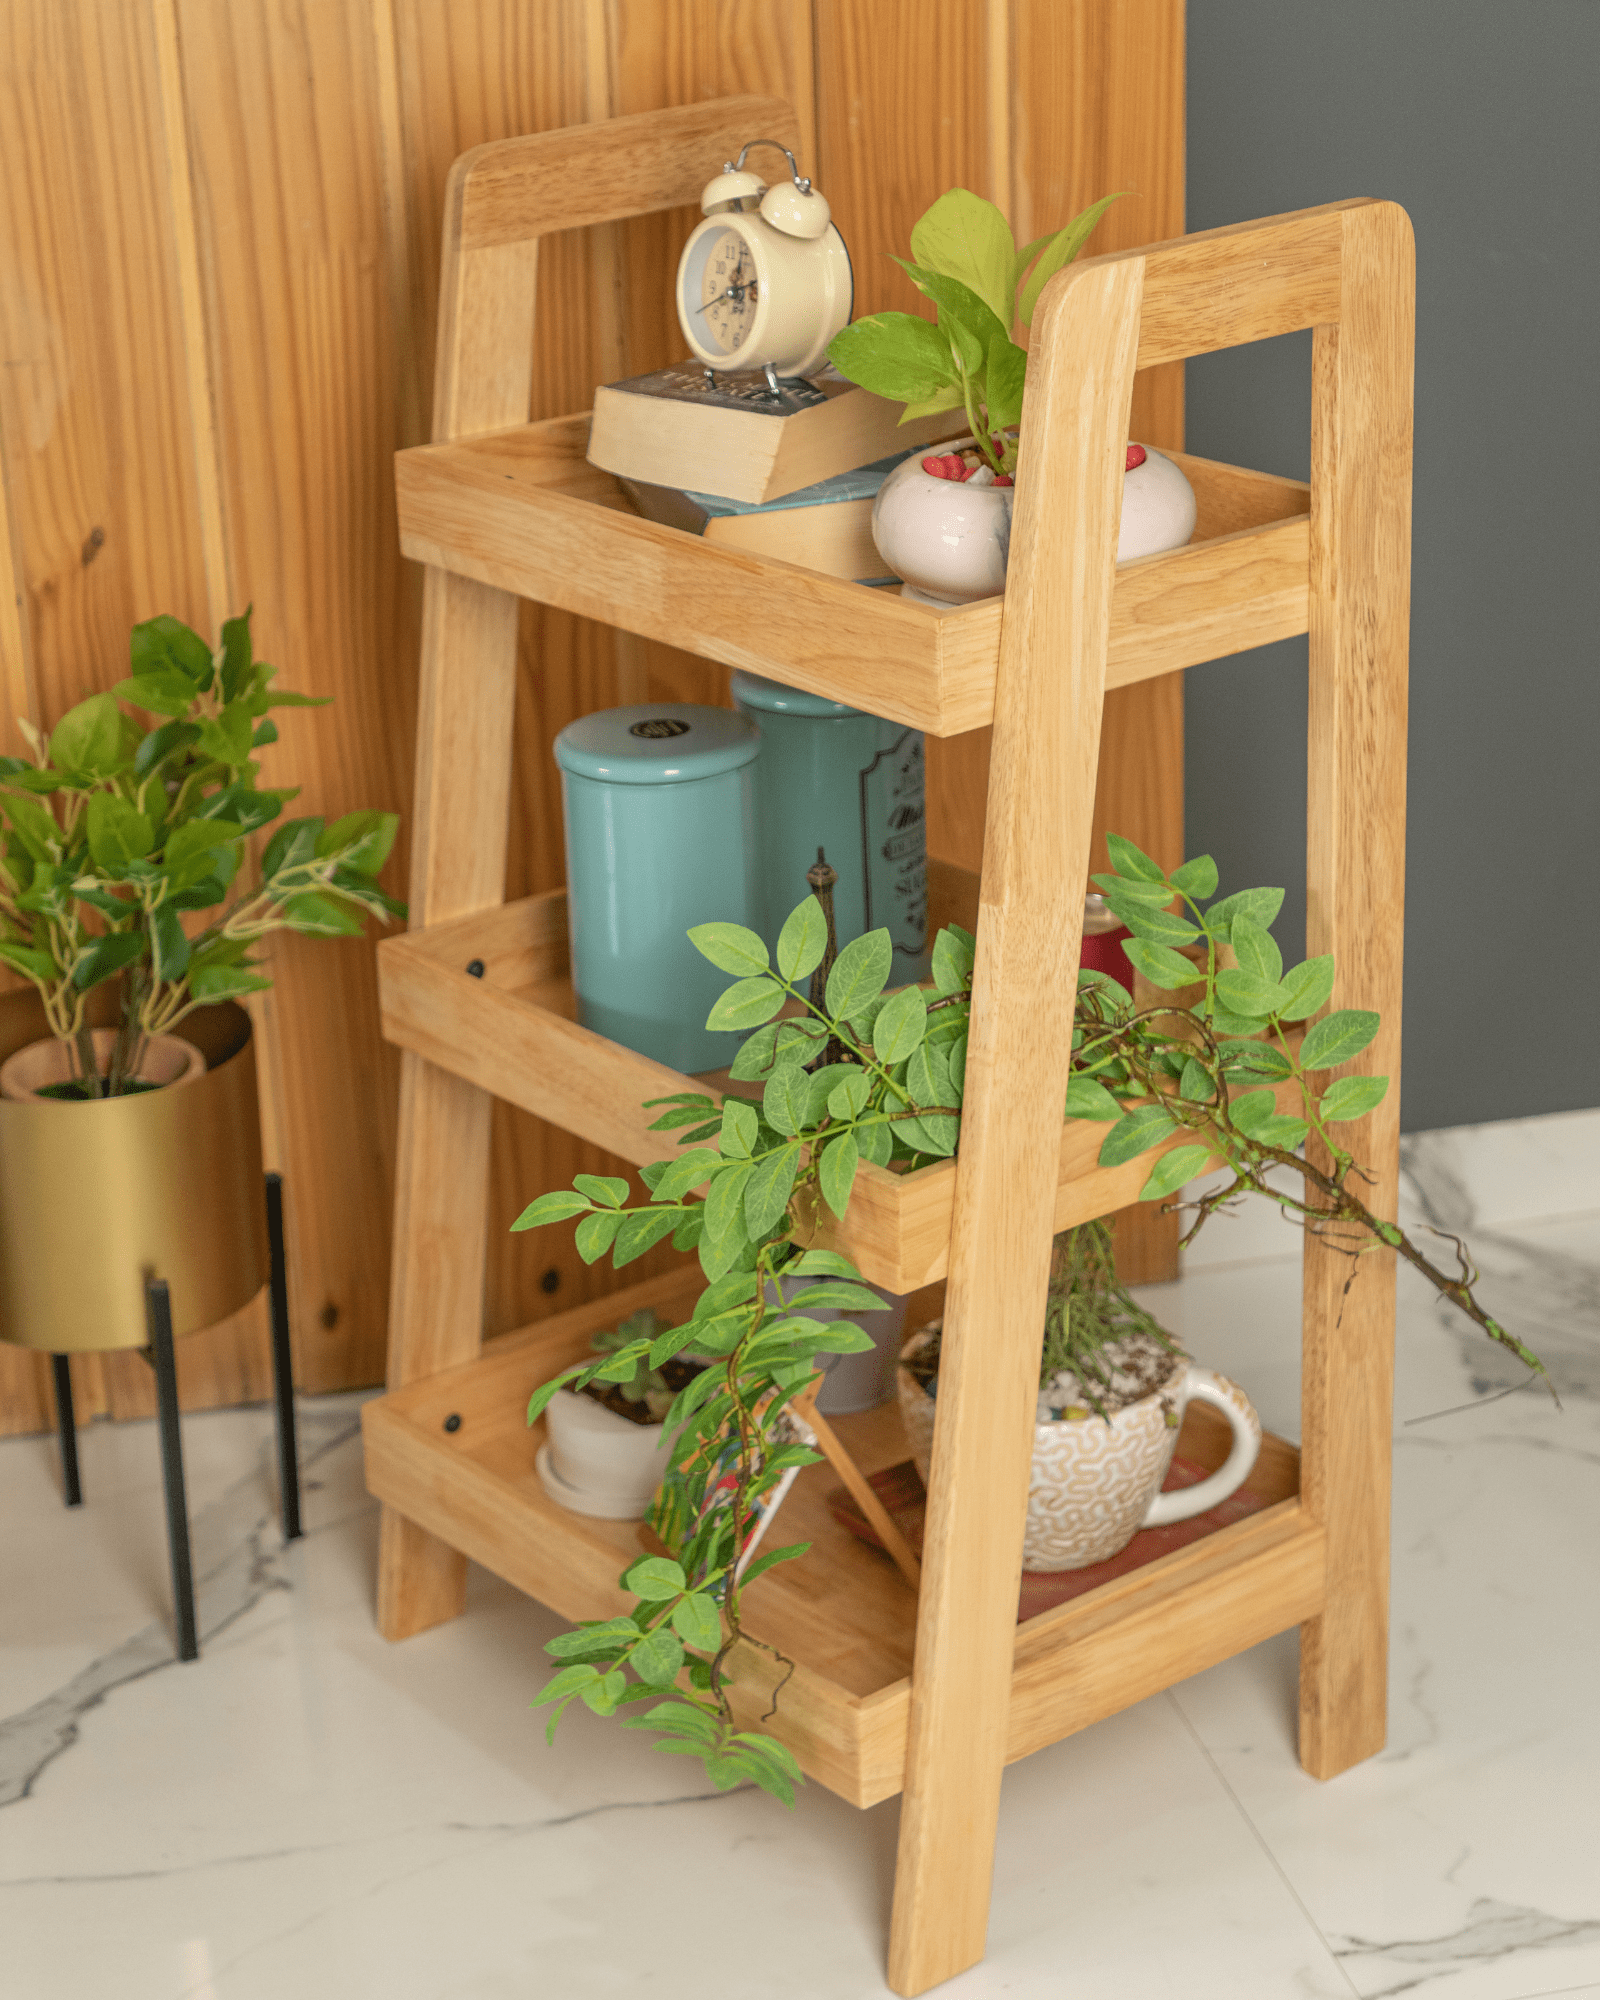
443;1412;462;1433
466;959;485;978
541;1268;561;1295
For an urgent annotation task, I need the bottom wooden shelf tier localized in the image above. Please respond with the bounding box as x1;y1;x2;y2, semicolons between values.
363;1273;1326;1809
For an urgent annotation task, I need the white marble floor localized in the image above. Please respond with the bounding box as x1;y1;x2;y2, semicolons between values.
2;1108;1597;2000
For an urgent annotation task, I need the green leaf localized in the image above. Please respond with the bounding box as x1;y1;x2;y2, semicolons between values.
532;1662;601;1705
613;1208;679;1267
705;976;785;1032
735;1540;810;1589
1122;939;1200;991
86;793;154;871
280;891;366;937
784;1250;863;1279
1214;967;1290;1019
1098;1103;1178;1166
1230;912;1283;987
719;1098;758;1160
744;1143;800;1237
1140;1143;1211;1201
50;694;125;779
261;815;324;879
1300;1009;1381;1071
188;961;271;1003
196;703;254;767
631;1625;686;1688
688;920;770;977
931;925;974;997
908;187;1016;326
647;1149;719;1202
133;719;202;778
1016;192;1125;325
115;669;198;720
626;1699;720;1743
623;1554;687;1601
251;719;278;748
774;895;829;983
818;1131;859;1219
218;606;254;702
762;1061;811;1139
573;1173;629;1209
1254;1113;1311;1149
1317;1074;1389;1123
826;929;892;1021
704;1158;753;1254
0;940;55;982
893;259;1010;357
579;1669;627;1716
826;1069;872;1120
318;809;399;875
897;383;966;423
149;903;191;984
671;1593;723;1652
545;1616;640;1659
1115;902;1199;948
1276;954;1336;1023
856;1119;892;1168
985;329;1027;431
0;789;61;860
511;1189;593;1231
1170;854;1219;898
905;1038;950;1113
1178;1057;1215;1104
1218;1039;1293;1080
264;687;331;709
1229;1088;1279;1138
1064;1073;1121;1121
1204;886;1285;932
575;1210;621;1263
827;311;960;402
1104;832;1166;885
872;984;927;1065
71;929;145;991
130;613;213;688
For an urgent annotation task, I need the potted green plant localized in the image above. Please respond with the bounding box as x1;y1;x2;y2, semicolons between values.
513;835;1548;1806
0;608;403;1356
897;1219;1261;1571
539;1308;700;1518
825;189;1196;602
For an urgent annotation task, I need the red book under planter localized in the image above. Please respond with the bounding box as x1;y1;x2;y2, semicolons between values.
827;1455;1269;1622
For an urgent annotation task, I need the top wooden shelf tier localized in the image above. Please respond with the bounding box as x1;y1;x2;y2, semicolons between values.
394;414;1311;737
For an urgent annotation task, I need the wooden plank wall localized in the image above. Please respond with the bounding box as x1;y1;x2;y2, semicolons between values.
0;0;1183;1437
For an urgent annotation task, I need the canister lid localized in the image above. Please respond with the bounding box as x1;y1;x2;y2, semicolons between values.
729;669;860;720
553;704;759;785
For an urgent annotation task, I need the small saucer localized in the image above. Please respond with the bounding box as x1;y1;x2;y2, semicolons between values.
534;1443;649;1521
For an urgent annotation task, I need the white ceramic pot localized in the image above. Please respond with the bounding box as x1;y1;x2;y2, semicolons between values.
537;1385;673;1520
764;1273;907;1415
870;440;1198;607
896;1327;1260;1571
0;1028;205;1103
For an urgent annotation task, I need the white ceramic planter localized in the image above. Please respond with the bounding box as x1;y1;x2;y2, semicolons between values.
870;440;1198;607
897;1326;1261;1571
537;1385;674;1520
764;1273;908;1415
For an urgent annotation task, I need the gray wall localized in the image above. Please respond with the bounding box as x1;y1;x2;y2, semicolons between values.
1185;1;1600;1132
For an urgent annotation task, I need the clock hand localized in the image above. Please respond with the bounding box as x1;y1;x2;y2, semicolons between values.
692;280;758;316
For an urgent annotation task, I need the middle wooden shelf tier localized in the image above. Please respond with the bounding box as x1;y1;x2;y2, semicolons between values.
378;877;1301;1296
394;414;1312;738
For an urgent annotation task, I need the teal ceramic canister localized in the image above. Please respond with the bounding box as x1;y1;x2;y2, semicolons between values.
554;704;761;1073
730;670;929;987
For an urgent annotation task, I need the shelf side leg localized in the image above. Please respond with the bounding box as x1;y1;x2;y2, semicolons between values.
886;258;1145;1998
1299;201;1414;1779
376;563;522;1642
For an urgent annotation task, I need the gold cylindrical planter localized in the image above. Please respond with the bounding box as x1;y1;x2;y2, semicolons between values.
0;998;268;1352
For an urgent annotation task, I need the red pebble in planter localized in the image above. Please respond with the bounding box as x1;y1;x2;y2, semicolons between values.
921;455;948;477
994;474;1014;487
1126;443;1147;471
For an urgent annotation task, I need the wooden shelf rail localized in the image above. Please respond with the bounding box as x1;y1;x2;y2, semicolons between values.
366;94;1413;2000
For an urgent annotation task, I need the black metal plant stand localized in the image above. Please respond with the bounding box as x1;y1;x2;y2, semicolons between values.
47;1172;303;1663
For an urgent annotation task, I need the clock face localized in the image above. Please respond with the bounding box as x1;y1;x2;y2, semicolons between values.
691;227;759;356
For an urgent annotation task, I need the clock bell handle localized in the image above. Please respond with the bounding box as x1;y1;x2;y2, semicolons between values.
725;137;812;195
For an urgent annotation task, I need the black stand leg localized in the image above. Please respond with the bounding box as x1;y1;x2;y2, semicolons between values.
265;1173;302;1542
146;1278;198;1662
51;1354;82;1507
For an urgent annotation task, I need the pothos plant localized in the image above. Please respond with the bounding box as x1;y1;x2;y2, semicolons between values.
0;609;404;1096
824;186;1122;477
516;834;1547;1805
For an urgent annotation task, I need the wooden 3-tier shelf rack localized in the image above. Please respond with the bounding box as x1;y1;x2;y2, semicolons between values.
361;96;1413;1996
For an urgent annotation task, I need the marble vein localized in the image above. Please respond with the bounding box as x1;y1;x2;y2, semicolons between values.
1335;1896;1600;1999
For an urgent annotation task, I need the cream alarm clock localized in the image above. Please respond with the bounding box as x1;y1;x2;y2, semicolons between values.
675;141;853;387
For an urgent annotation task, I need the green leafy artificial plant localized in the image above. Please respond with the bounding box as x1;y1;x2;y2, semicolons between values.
515;836;1548;1806
825;186;1123;475
0;609;405;1096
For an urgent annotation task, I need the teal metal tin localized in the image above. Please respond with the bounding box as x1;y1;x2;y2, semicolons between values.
554;704;760;1073
731;670;929;987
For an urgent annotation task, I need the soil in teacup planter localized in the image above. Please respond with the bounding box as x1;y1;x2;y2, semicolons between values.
536;1358;701;1521
0;1028;205;1103
897;1322;1261;1571
871;439;1198;607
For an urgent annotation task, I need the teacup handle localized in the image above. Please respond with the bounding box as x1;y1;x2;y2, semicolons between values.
1142;1368;1262;1527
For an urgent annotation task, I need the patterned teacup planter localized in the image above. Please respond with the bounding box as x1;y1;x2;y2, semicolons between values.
897;1324;1262;1572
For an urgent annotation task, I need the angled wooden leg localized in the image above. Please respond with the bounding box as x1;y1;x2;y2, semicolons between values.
376;564;521;1641
1298;202;1414;1777
887;258;1144;1997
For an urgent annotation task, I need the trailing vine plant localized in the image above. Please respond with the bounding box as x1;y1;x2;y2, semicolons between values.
516;834;1548;1805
